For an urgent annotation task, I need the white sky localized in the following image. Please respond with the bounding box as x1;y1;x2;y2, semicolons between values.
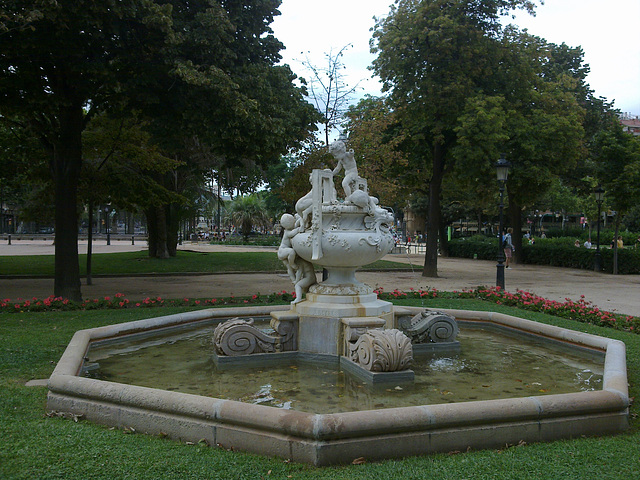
271;0;640;115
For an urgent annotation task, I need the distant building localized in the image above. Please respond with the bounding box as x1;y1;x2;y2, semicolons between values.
620;113;640;136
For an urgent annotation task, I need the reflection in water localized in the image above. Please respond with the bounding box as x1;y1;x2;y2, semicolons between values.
84;324;604;414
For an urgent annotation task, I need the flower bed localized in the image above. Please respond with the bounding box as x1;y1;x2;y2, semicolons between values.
2;287;638;334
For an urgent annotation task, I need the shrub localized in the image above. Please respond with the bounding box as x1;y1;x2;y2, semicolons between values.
447;236;497;260
448;237;640;273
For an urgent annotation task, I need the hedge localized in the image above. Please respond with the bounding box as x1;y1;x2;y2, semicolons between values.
448;236;640;274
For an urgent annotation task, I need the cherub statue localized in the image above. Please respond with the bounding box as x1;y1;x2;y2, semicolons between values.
277;213;301;281
329;140;359;198
293;258;316;304
294;174;314;230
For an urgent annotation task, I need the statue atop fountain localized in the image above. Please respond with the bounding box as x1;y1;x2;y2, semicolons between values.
273;139;397;356
277;140;394;300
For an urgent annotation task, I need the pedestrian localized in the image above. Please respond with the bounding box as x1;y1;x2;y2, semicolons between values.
617;236;624;249
503;228;514;269
584;238;592;249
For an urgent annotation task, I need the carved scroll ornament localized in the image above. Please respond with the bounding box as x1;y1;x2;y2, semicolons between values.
213;318;296;356
398;310;459;344
350;329;413;372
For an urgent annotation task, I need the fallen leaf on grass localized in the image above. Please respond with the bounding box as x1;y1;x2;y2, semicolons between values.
351;457;366;465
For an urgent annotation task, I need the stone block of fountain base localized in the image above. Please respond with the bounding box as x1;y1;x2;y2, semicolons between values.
293;293;393;355
340;357;415;386
295;293;393;322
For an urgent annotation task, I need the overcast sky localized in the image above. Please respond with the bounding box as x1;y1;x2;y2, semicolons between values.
271;0;640;115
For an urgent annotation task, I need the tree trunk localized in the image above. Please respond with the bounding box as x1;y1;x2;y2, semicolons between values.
167;203;178;257
52;104;83;301
422;142;444;277
154;205;170;259
146;207;158;257
438;219;449;257
86;198;94;286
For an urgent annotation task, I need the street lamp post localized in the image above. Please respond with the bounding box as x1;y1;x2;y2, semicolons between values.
495;155;511;290
593;185;604;271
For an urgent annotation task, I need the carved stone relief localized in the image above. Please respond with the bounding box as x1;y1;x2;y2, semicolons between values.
398;310;459;344
213;317;297;356
349;329;413;372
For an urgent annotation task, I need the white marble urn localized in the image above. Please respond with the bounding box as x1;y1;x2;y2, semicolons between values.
278;141;395;300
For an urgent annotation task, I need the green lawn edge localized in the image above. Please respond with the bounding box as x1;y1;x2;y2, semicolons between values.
0;250;411;276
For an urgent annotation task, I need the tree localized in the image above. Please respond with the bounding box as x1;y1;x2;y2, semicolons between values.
344;96;410;207
371;0;538;277
0;1;174;300
225;194;270;242
81;112;180;269
591;118;640;272
139;1;319;258
302;44;362;146
450;29;587;259
0;1;317;299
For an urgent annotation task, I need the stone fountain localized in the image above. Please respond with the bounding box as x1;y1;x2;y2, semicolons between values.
46;141;629;465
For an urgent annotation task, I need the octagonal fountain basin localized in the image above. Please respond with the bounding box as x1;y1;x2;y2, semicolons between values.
47;306;629;466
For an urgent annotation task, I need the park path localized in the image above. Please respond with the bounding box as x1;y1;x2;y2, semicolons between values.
1;239;639;316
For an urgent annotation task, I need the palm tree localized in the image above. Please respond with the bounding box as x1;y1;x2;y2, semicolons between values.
225;194;270;242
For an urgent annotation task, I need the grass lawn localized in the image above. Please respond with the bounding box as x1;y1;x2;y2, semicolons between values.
0;250;411;277
1;298;638;479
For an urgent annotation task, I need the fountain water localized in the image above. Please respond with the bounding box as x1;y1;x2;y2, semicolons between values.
46;142;629;465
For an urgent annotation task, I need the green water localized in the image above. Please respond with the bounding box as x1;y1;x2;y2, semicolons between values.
84;322;604;414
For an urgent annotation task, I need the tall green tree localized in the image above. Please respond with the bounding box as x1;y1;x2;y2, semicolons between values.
0;1;174;300
371;0;538;276
81;112;181;267
591;118;640;272
0;1;316;300
140;0;318;258
452;29;587;259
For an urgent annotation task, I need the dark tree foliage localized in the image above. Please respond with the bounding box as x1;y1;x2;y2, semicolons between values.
0;0;317;298
371;0;538;276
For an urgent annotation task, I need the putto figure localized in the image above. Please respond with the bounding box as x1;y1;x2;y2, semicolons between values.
329;140;359;197
278;213;302;281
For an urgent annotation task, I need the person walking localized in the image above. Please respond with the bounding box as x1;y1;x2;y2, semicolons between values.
504;228;514;269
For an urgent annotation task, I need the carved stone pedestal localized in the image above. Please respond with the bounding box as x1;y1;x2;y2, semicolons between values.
292;292;393;355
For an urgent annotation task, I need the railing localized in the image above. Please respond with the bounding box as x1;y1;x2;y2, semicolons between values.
390;243;427;255
1;234;148;242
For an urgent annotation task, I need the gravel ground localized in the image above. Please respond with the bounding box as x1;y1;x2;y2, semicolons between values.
1;240;638;316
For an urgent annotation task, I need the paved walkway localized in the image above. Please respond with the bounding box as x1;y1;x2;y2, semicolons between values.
1;239;639;316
